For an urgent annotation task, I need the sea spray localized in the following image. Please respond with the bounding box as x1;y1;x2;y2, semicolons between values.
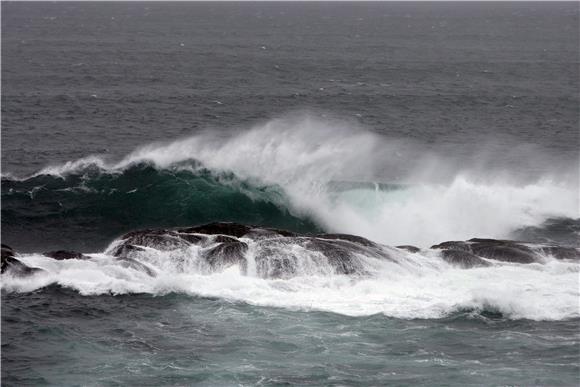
3;116;578;248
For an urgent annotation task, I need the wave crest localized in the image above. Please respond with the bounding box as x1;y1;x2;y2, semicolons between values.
2;115;579;250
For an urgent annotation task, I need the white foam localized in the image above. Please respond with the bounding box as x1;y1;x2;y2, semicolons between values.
3;250;579;321
33;155;109;178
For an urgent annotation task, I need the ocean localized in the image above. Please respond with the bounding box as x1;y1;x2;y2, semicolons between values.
1;2;579;386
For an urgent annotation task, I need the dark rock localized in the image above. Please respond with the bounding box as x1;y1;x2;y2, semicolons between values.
212;235;240;244
2;257;44;276
253;236;383;278
1;244;44;276
204;241;248;271
2;244;15;259
119;229;189;251
111;229;190;258
433;238;540;264
396;245;421;253
431;241;472;251
440;249;491;269
242;228;297;240
254;227;298;238
178;222;253;238
111;244;146;258
468;238;511;244
175;233;206;244
470;244;536;264
316;233;377;247
304;238;366;275
43;250;89;260
1;244;16;273
537;246;580;261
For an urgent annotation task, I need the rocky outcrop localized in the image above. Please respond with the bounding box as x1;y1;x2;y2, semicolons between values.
1;244;44;276
439;249;491;268
177;223;253;238
204;240;248;270
4;223;578;279
431;238;579;267
109;223;392;277
43;250;89;260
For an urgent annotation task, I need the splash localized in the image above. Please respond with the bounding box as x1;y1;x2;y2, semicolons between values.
3;246;579;321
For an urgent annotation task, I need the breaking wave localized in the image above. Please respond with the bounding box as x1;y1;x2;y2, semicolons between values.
2;115;579;321
2;115;578;248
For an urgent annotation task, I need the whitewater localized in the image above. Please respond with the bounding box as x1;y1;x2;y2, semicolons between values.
16;115;580;247
3;116;578;322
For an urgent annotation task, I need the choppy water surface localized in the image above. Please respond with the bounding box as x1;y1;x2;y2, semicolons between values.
3;288;579;386
2;2;579;386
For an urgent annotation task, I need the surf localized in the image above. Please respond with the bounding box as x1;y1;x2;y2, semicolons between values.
3;226;579;321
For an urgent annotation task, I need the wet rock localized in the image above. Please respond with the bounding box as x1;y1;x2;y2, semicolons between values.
178;223;297;240
396;245;421;253
117;258;157;277
431;241;472;252
470;244;536;264
175;233;206;244
252;227;298;238
111;244;146;259
118;229;189;251
1;244;44;276
254;244;298;278
467;239;538;264
304;238;366;275
111;229;190;258
432;238;541;264
316;233;377;248
1;244;15;261
212;235;240;244
242;227;297;240
204;240;248;271
537;246;580;261
43;250;89;260
179;222;253;238
439;250;490;269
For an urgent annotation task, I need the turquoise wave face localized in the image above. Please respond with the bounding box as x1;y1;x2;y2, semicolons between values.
1;162;321;252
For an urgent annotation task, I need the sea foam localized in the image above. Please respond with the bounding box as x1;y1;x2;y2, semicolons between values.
3;247;579;321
